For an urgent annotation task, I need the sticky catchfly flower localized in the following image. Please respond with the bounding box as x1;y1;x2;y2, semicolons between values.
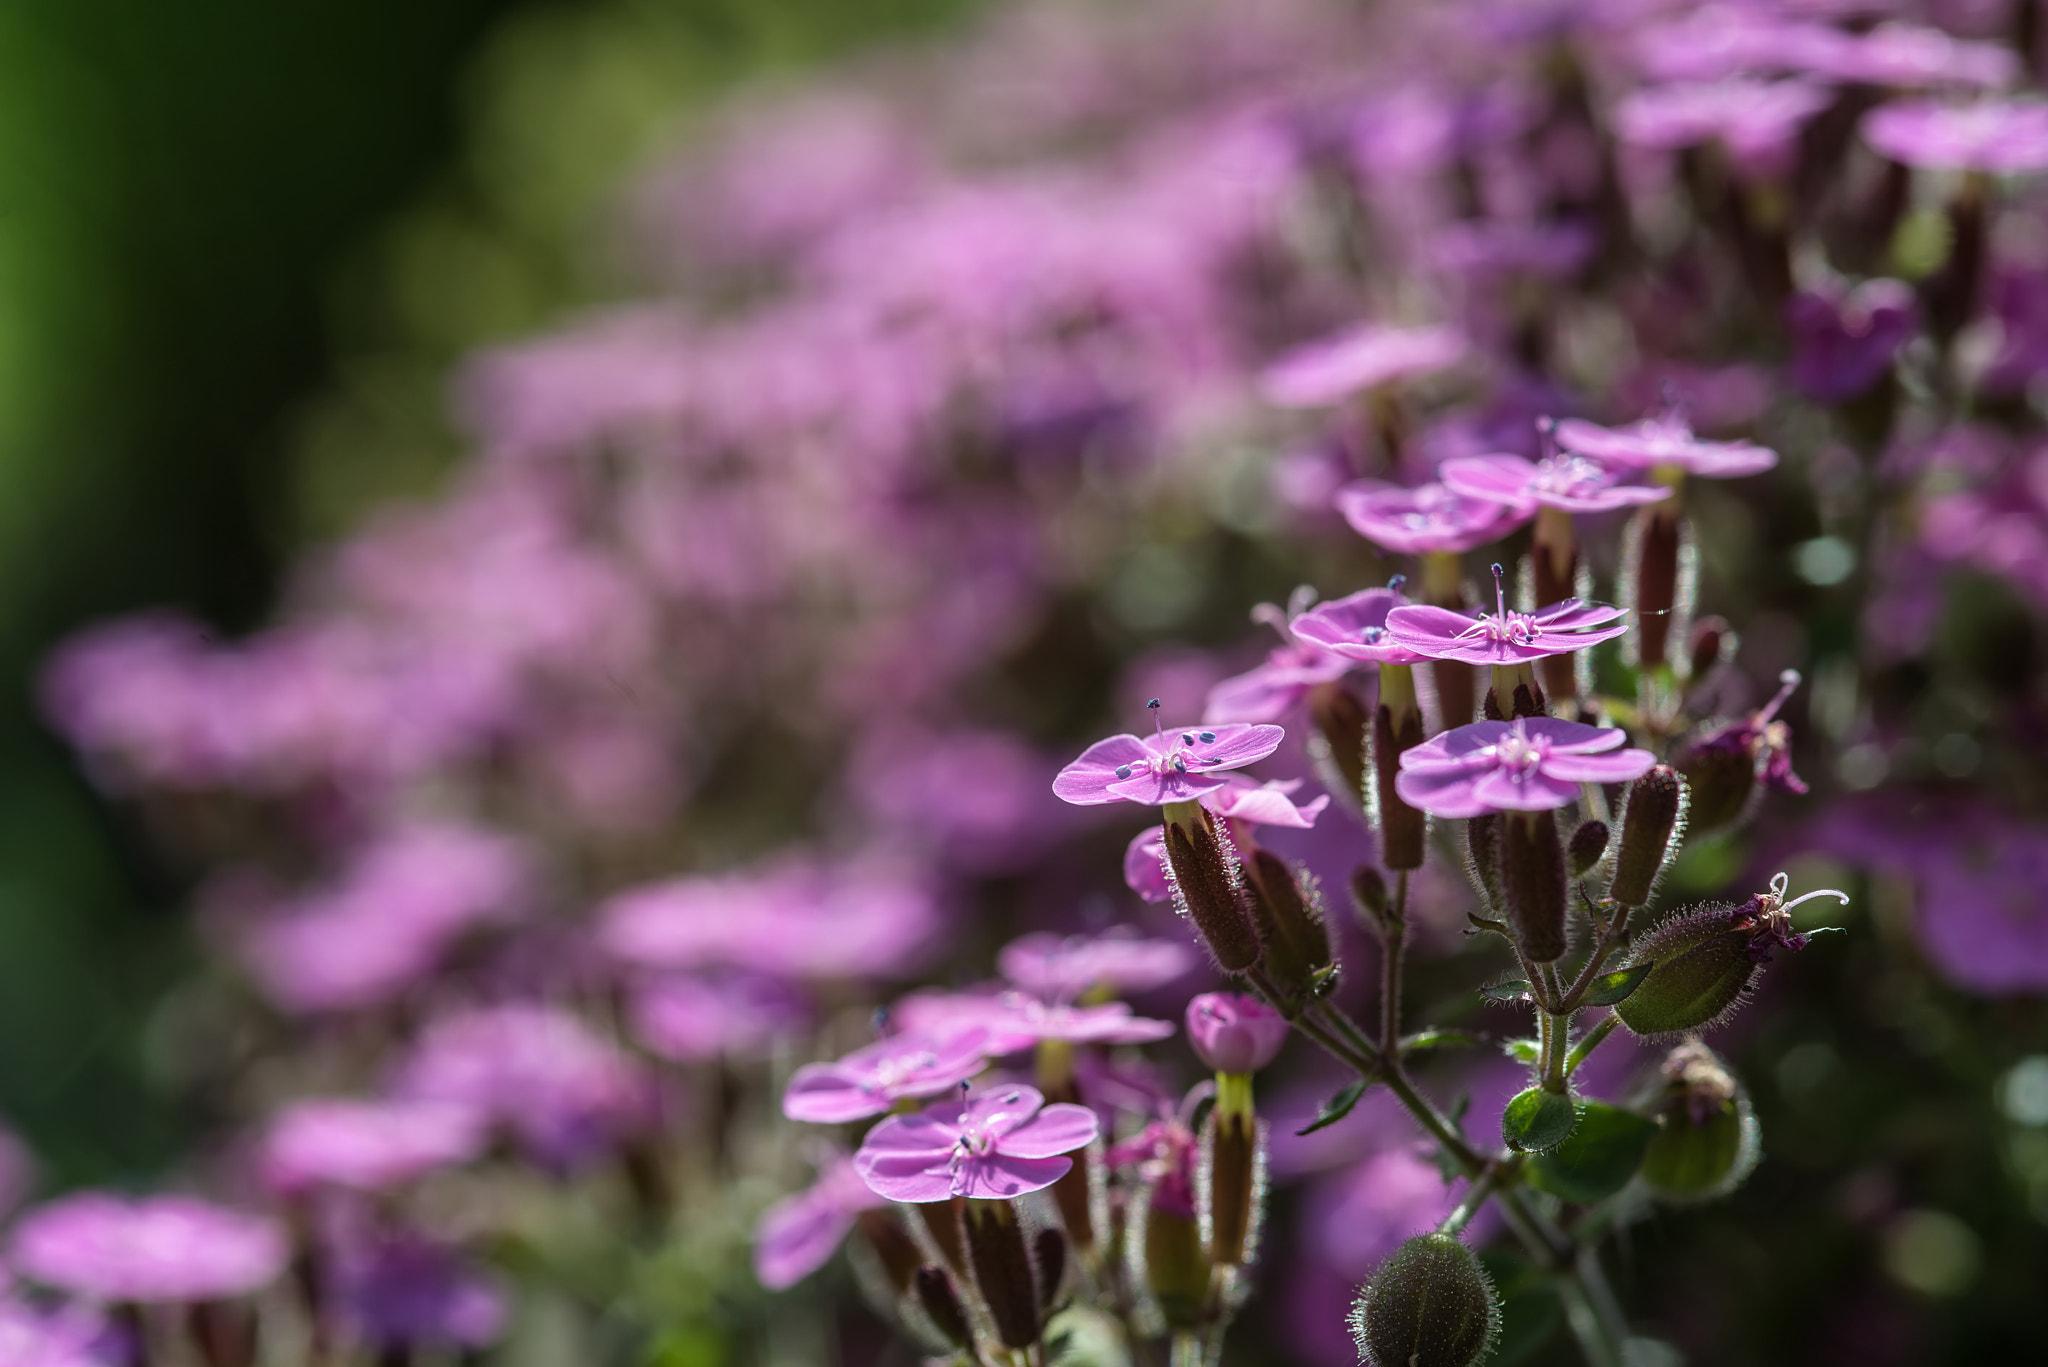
1185;993;1289;1074
753;1156;890;1291
1290;584;1432;665
782;1028;992;1124
1396;717;1657;818
997;929;1198;1001
1439;452;1673;517
890;990;1176;1054
1334;480;1530;554
11;1195;289;1304
1125;775;1330;904
1203;594;1352;723
259;1098;486;1196
1861;98;2048;174
1385;564;1627;667
854;1084;1100;1203
1257;323;1468;408
1053;702;1283;806
1551;414;1777;478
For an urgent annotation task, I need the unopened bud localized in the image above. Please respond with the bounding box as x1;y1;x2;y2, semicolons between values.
1610;766;1683;907
1140;1203;1206;1332
859;1208;928;1292
1349;1234;1501;1367
1503;809;1568;963
1615;876;1840;1037
1372;669;1428;871
1639;1041;1759;1203
1186;993;1289;1075
1246;849;1332;994
1162;803;1260;972
1310;681;1370;812
963;1200;1041;1350
1687;615;1730;684
1350;865;1389;925
914;1266;973;1350
1567;820;1609;879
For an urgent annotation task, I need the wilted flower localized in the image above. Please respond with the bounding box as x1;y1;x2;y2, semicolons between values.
854;1084;1099;1202
1396;718;1657;818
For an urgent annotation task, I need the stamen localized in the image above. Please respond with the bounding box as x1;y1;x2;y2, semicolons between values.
1758;669;1802;724
1491;562;1508;620
1536;414;1557;461
1250;601;1291;642
1115;765;1133;779
1387;574;1407;594
1199;730;1216;742
1768;871;1789;900
1148;697;1163;743
1779;887;1852;918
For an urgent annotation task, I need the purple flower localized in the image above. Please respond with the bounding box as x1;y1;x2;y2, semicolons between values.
628;974;811;1063
1290;586;1432;665
1551;415;1777;478
392;1005;653;1169
1384;567;1627;666
1053;711;1284;806
1395;718;1657;818
1107;1119;1197;1219
754;1157;890;1290
328;1230;506;1352
1124;776;1330;904
854;1084;1099;1203
1439;452;1674;516
1202;599;1351;724
1679;669;1809;801
1614;79;1835;180
0;1299;112;1367
891;990;1176;1053
1257;324;1468;408
11;1195;288;1304
1787;279;1918;403
1820;23;2019;90
1862;98;2048;174
783;1029;992;1124
1335;480;1531;554
997;929;1197;1001
259;1099;485;1196
1185;993;1288;1073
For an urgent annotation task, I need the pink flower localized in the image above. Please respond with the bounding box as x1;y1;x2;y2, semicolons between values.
1395;718;1657;818
997;930;1197;1001
753;1157;889;1290
1551;416;1777;478
1290;586;1431;665
1439;452;1673;517
1203;599;1351;724
0;1298;112;1367
259;1099;486;1196
1335;480;1530;554
854;1084;1099;1203
1053;709;1284;806
1384;566;1627;666
1185;993;1289;1073
628;974;811;1064
11;1195;288;1303
1614;79;1834;180
1124;776;1330;904
891;990;1175;1053
783;1029;993;1124
1862;98;2048;174
1257;323;1468;408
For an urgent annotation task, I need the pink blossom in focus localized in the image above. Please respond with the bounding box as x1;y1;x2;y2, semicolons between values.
854;1084;1098;1203
1396;718;1657;818
1053;719;1285;806
1291;586;1430;665
1439;452;1674;516
1334;480;1531;554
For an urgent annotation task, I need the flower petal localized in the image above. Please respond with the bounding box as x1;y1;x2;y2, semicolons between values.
957;1153;1074;1200
1052;735;1155;805
998;1103;1102;1159
1533;600;1627;630
1393;764;1490;818
1440;454;1540;512
1470;767;1582;812
1514;718;1625;753
1542;747;1658;784
1384;604;1483;656
781;1066;878;1124
963;1084;1046;1140
1192;722;1287;769
1401;721;1510;768
1105;770;1229;805
857;1150;957;1203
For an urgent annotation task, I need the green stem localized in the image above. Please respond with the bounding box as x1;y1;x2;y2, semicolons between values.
1380;871;1409;1055
1565;1013;1622;1078
1437;1166;1500;1238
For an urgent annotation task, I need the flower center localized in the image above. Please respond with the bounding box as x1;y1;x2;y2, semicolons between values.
1532;455;1614;497
867;1050;938;1092
1493;725;1546;777
1113;703;1224;781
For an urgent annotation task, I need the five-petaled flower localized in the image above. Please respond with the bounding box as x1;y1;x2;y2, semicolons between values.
1290;586;1432;664
1334;480;1530;554
1395;718;1658;817
782;1028;992;1124
1440;452;1674;516
1551;415;1777;478
854;1084;1100;1202
1053;707;1284;806
1385;566;1628;666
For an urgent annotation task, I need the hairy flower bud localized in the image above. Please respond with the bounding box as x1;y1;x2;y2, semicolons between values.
1372;665;1428;870
1567;819;1609;878
1609;766;1682;907
1466;812;1504;910
1161;803;1260;972
1033;1228;1067;1311
1138;1202;1205;1333
1615;875;1846;1037
858;1208;928;1292
1349;1234;1500;1367
1245;849;1332;995
914;1266;973;1350
1503;809;1568;962
1639;1041;1760;1203
1310;681;1370;813
963;1200;1040;1350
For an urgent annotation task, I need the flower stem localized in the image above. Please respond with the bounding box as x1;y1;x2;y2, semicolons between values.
1565;1012;1621;1078
1380;870;1409;1055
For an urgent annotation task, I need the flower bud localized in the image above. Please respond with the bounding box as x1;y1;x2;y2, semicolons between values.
1161;803;1260;972
1567;820;1609;878
1186;993;1288;1075
1609;766;1682;907
1673;733;1754;834
1310;681;1371;812
963;1200;1040;1350
914;1266;973;1350
1372;664;1427;870
1245;849;1332;996
1614;877;1837;1037
1350;864;1389;926
859;1208;928;1292
1639;1041;1759;1203
1349;1233;1500;1367
1503;809;1568;963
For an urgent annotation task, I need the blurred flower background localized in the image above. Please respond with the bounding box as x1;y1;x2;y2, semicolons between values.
4;0;2048;1364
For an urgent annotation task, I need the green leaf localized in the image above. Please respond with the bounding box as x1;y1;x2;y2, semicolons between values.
1309;963;1342;998
1477;1250;1563;1367
1402;1029;1482;1054
1527;1101;1657;1203
1501;1086;1577;1153
1296;1080;1367;1135
1500;1036;1541;1064
1581;962;1655;1008
1482;979;1533;1004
